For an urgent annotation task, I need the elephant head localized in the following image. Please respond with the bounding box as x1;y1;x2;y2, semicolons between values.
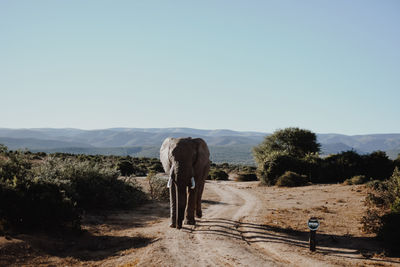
160;137;210;229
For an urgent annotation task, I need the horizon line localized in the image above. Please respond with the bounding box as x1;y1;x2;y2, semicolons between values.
1;127;400;136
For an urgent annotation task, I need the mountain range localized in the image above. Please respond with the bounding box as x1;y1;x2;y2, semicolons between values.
0;128;399;164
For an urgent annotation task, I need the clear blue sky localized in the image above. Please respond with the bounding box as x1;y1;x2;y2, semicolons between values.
1;1;399;134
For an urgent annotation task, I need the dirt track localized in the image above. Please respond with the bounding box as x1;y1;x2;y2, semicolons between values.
1;180;400;266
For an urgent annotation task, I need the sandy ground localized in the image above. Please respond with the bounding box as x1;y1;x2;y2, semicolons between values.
1;180;400;267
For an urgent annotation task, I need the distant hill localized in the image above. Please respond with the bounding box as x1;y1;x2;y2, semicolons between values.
0;128;265;147
0;128;399;164
317;134;400;154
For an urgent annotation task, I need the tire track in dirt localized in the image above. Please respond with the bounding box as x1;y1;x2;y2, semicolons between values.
209;182;341;267
193;181;286;266
210;182;337;267
183;181;282;267
192;181;331;267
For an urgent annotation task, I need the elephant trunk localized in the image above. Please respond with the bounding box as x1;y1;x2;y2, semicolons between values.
174;163;189;229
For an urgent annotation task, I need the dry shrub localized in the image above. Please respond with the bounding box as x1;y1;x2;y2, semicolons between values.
234;172;258;182
344;175;369;185
362;167;400;254
276;171;309;187
208;169;229;180
147;172;169;201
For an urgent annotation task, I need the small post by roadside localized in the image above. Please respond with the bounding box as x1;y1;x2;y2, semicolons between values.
307;217;319;252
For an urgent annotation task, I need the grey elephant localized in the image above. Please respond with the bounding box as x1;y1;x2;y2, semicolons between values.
160;137;210;229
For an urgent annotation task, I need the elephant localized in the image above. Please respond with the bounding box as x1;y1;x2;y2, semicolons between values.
160;137;210;229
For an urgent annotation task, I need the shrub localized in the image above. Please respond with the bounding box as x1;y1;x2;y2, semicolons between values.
276;171;309;187
363;151;394;181
257;152;309;185
118;160;135;176
344;175;369;185
234;172;258;181
147;172;169;201
35;158;147;211
148;162;164;173
0;153;79;231
0;181;80;230
208;169;229;180
395;154;400;169
378;213;400;252
0;152;32;184
319;151;364;183
362;167;400;254
0;153;150;232
0;144;8;154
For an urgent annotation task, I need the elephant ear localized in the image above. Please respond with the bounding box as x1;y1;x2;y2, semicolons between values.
192;138;210;175
160;138;172;174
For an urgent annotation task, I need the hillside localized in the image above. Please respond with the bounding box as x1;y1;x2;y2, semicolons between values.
0;128;399;163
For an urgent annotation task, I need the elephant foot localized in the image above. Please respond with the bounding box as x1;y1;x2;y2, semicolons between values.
185;218;196;225
176;223;182;229
169;223;176;228
196;211;202;218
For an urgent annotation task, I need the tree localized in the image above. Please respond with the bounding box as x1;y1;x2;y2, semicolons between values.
253;127;320;165
253;128;320;185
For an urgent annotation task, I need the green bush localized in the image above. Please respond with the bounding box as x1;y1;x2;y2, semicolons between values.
378;213;400;254
319;151;364;183
0;144;7;154
276;171;309;187
0;152;148;232
0;181;80;230
234;172;258;181
148;162;164;173
362;167;400;254
0;152;32;184
395;154;400;169
0;153;79;231
208;169;229;180
35;158;147;210
147;172;169;201
257;152;310;185
344;175;369;185
363;151;394;181
118;160;135;176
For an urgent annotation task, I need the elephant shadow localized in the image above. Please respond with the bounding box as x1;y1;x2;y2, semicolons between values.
186;218;400;265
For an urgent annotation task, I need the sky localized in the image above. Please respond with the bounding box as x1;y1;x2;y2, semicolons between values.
1;1;399;135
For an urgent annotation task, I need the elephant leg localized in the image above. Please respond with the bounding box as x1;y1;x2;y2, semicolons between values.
195;180;205;218
185;187;196;225
169;182;177;228
176;183;187;229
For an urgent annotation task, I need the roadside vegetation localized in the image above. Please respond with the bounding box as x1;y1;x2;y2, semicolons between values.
0;145;165;234
208;163;257;181
253;127;400;255
147;172;169;201
253;127;396;186
361;168;400;254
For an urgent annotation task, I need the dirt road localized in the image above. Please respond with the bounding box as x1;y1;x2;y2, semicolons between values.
136;181;282;267
104;180;400;267
1;180;400;266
